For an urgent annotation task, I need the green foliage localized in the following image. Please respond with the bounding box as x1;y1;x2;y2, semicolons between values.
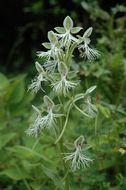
0;73;34;189
1;1;126;190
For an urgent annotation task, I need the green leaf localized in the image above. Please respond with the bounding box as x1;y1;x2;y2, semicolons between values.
71;27;82;34
30;182;42;190
0;122;6;131
1;166;29;180
7;76;25;104
9;145;52;163
97;104;111;118
41;165;63;189
111;52;123;70
81;2;90;12
54;27;66;33
0;133;16;149
63;16;73;31
17;91;34;109
0;73;9;90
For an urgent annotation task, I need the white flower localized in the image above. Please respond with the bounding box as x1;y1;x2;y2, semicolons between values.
64;136;93;171
83;96;97;118
79;43;100;60
26;109;55;137
28;73;47;93
41;109;57;130
26;97;62;137
38;44;61;59
37;50;51;59
51;75;79;96
26;106;43;137
54;16;80;46
56;31;78;46
43;60;57;72
26;115;43;137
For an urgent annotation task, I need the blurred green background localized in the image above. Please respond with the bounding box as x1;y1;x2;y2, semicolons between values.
0;0;126;190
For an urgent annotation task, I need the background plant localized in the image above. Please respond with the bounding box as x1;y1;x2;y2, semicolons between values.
0;1;126;190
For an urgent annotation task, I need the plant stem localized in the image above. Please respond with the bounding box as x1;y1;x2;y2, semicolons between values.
32;138;39;150
95;114;98;136
74;103;92;118
57;96;70;190
59;138;70;190
16;165;31;190
55;103;72;144
115;77;126;109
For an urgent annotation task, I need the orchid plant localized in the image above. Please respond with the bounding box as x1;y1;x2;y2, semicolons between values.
26;16;100;189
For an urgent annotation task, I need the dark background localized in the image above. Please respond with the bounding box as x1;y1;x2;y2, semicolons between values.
0;0;126;73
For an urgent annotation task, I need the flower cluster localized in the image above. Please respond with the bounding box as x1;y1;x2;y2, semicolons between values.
27;16;99;172
28;16;100;96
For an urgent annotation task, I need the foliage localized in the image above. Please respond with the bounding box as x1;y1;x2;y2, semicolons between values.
0;73;34;189
0;1;126;190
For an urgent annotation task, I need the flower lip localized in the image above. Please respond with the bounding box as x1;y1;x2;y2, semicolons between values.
64;136;93;171
78;43;100;60
51;75;79;96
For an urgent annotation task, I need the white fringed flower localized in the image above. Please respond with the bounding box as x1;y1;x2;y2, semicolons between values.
41;109;58;130
28;62;47;93
77;27;100;60
64;136;93;171
56;30;78;46
26;96;62;137
83;96;97;118
79;43;100;60
37;50;51;59
26;105;43;137
43;60;57;72
37;31;62;67
51;75;79;96
54;16;82;46
37;45;61;61
26;109;56;137
26;115;42;137
28;73;47;93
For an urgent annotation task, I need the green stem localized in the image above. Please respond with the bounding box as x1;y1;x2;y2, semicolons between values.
55;103;72;144
16;165;31;190
59;138;70;190
57;96;70;190
74;103;92;118
32;138;39;150
95;114;98;136
115;77;126;109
